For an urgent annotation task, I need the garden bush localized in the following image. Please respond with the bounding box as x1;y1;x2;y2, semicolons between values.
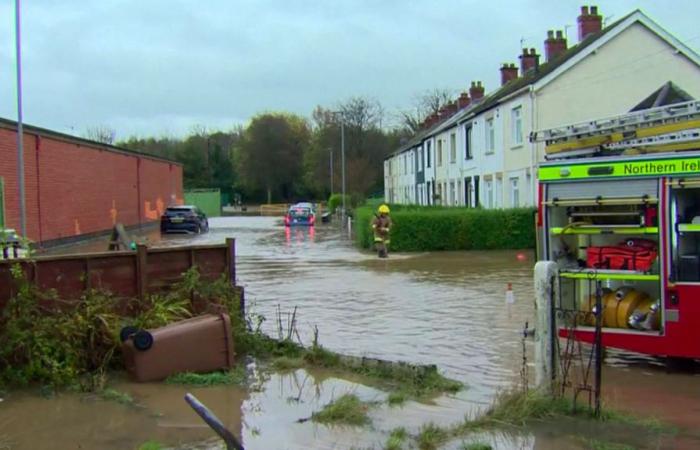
354;205;535;251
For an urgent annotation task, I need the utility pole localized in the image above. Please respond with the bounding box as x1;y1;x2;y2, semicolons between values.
341;120;346;229
329;149;334;197
15;0;26;237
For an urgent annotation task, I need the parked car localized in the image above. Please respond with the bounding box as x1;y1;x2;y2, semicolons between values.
284;204;315;227
160;206;209;234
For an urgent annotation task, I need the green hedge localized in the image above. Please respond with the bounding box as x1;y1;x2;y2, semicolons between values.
355;205;535;251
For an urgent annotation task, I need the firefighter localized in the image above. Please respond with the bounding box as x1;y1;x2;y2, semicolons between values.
372;204;392;258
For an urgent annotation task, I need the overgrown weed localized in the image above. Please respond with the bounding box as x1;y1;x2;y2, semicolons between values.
385;427;408;450
311;394;371;426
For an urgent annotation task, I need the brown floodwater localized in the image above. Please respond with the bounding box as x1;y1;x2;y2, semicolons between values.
2;216;698;449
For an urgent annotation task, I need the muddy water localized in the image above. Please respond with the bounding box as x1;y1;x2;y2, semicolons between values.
3;216;698;449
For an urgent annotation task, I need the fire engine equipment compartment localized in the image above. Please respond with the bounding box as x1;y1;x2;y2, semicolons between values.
122;313;235;382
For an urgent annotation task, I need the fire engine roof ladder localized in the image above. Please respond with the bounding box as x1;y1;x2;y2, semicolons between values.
530;100;700;159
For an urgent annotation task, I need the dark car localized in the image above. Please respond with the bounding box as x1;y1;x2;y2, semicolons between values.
284;204;315;227
160;206;209;234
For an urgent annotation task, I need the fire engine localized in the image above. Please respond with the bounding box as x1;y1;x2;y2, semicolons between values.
532;100;700;359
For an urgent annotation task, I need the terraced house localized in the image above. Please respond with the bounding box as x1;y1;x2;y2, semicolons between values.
384;6;700;208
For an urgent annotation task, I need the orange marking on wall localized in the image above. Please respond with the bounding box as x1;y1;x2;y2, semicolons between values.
144;201;159;221
156;197;165;216
110;200;118;225
74;219;81;235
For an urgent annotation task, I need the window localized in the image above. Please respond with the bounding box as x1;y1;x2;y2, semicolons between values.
464;125;472;160
418;148;423;171
437;140;443;166
450;133;456;163
486;118;495;153
510;177;520;207
511;106;523;146
449;181;455;205
403;154;407;174
426;141;432;168
485;180;493;208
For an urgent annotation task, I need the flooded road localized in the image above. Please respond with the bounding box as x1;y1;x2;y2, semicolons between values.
3;216;699;449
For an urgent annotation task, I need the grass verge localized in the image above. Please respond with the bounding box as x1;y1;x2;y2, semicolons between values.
311;394;371;426
404;389;674;449
265;341;462;403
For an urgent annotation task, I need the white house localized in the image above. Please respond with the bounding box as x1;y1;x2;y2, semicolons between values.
384;6;700;208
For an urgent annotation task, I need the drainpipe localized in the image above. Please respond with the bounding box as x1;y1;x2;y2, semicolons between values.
35;135;43;244
529;85;537;206
136;157;142;229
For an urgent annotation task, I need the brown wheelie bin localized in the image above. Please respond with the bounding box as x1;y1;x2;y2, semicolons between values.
122;313;235;382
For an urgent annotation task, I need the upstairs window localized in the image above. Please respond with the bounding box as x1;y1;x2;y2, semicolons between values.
486;118;495;154
511;106;523;146
464;125;473;160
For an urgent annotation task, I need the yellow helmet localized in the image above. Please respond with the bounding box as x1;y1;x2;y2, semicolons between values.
378;204;390;214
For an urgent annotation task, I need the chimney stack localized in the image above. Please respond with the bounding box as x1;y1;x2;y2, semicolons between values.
578;5;602;41
519;48;540;75
447;101;459;115
457;92;471;109
469;81;485;102
544;30;568;62
500;63;518;85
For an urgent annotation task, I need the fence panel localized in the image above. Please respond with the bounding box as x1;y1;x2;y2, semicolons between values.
0;240;236;311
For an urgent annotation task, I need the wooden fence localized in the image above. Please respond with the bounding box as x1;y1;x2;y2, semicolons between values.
0;238;238;311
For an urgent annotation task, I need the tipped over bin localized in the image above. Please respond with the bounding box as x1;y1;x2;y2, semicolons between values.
122;313;235;382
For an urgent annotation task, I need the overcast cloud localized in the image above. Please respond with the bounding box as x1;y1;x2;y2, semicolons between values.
1;0;699;139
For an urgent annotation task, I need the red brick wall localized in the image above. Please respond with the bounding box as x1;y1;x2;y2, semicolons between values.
0;125;183;243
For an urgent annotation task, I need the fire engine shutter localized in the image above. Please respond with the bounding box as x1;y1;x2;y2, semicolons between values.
547;179;658;201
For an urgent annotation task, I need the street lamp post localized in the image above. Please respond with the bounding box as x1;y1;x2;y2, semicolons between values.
340;120;346;229
329;148;333;197
15;0;26;237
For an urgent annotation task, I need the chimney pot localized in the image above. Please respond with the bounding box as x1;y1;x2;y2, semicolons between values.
547;30;554;39
519;48;540;75
500;63;519;86
578;5;602;41
545;29;568;61
469;81;485;102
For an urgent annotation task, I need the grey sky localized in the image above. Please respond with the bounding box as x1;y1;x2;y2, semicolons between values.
1;0;699;139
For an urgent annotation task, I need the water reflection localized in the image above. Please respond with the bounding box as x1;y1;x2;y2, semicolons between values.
285;226;315;246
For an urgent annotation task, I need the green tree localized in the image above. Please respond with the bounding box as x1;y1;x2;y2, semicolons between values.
234;113;310;203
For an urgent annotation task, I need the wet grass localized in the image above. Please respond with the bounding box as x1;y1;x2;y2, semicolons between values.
587;439;635;450
416;422;449;450
266;341;462;404
137;441;164;450
387;390;409;406
400;389;674;449
164;365;246;387
461;443;493;450
384;427;408;450
100;388;134;406
311;394;371;426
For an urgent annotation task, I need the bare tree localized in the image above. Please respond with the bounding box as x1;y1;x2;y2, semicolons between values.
84;125;116;144
398;88;455;134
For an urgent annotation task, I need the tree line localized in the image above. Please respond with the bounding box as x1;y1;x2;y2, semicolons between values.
115;91;453;204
